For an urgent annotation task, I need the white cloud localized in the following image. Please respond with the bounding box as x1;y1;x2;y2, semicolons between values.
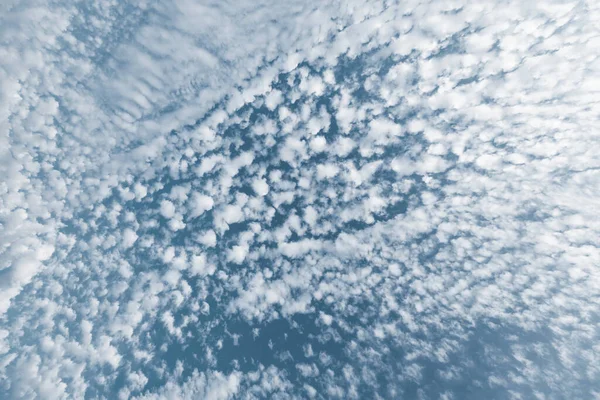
309;136;327;153
251;178;269;197
188;193;214;218
316;164;340;180
2;0;600;398
160;200;176;219
227;245;248;264
134;370;241;400
196;230;217;248
122;229;138;249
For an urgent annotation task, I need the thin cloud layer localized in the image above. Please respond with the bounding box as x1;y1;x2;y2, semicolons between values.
1;0;599;399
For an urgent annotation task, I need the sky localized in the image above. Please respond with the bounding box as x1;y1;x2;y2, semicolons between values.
1;0;600;399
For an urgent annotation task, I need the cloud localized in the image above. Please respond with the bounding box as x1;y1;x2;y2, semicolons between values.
188;193;214;219
251;179;269;197
122;229;139;249
160;200;176;219
1;0;599;399
134;370;241;400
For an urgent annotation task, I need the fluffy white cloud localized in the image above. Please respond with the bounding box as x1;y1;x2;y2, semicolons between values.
122;228;138;249
160;200;176;219
189;193;214;218
251;178;269;197
1;0;599;399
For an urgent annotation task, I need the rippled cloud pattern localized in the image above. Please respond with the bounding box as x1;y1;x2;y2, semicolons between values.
1;0;600;399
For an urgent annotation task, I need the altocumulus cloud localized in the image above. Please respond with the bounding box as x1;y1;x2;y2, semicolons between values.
1;0;600;399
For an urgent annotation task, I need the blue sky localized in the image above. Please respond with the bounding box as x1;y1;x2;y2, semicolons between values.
1;0;600;399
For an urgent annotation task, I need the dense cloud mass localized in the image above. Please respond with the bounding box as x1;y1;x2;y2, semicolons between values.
1;0;600;399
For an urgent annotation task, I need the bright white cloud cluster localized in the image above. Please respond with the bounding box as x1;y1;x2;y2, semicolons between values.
1;0;600;399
